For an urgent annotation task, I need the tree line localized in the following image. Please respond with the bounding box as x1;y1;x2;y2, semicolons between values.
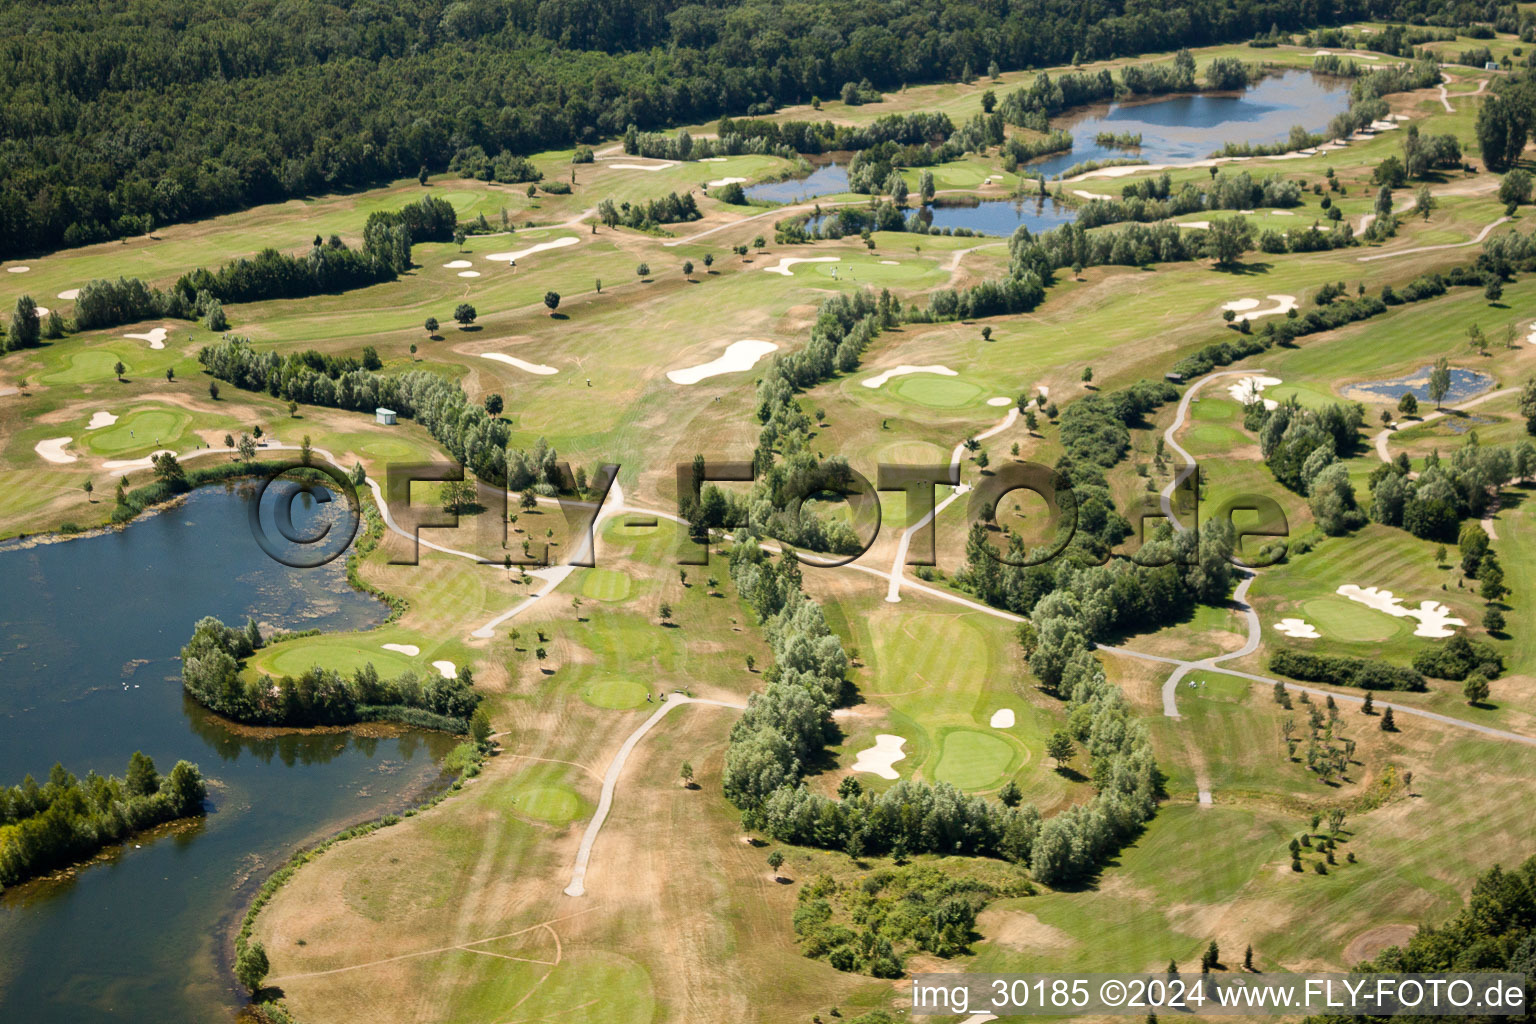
0;0;1390;255
180;616;482;732
0;753;205;889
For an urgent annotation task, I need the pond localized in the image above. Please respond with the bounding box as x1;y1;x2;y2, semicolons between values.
809;196;1076;238
748;70;1351;204
1345;366;1497;405
0;485;456;1023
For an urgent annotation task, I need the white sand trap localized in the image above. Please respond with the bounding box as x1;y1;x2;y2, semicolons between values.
457;270;481;278
863;364;958;389
851;734;907;780
879;260;899;265
382;643;421;657
989;708;1016;728
57;288;79;300
35;437;76;464
6;266;29;273
1225;295;1297;322
444;260;473;268
1227;374;1282;410
1274;209;1296;216
33;307;49;319
1526;323;1536;346
1273;618;1321;639
87;411;118;430
1037;385;1050;397
707;177;748;187
104;449;175;474
667;339;778;385
1073;189;1114;200
987;396;1012;407
125;327;168;349
1336;584;1466;638
485;236;579;263
1180;220;1212;230
432;660;457;680
608;162;675;171
481;353;558;375
700;157;727;162
762;256;839;276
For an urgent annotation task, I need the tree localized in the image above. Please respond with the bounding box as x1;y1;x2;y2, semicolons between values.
535;646;548;667
1202;940;1220;971
1499;168;1533;208
1428;357;1451;409
209;380;220;400
166;366;176;382
543;291;560;314
682;260;694;277
454;303;476;326
238;434;257;462
299;434;313;466
636;262;650;278
752;235;766;249
82;479;94;502
484;393;503;416
919;169;935;204
8;296;41;349
1397;392;1418;416
766;850;784;876
286;399;298;417
1362;691;1374;715
205;298;227;331
410;343;418;360
703;253;714;271
113;360;126;382
745;654;756;672
424;316;439;336
1373;185;1393;218
1243;945;1254;971
1046;730;1074;767
125;751;159;796
1464;673;1491;706
1081;366;1093;385
418;166;429;186
659;602;672;624
235;942;269;994
1205;217;1253;266
999;780;1022;807
1380;706;1396;731
520;490;537;511
470;707;492;745
1416;184;1435;221
441;479;474;513
454;228;467;250
680;761;694;787
1479;557;1507;602
1484;606;1506;633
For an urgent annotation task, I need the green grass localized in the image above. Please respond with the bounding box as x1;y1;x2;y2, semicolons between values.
257;638;421;680
933;728;1017;789
82;408;190;454
1300;595;1406;642
580;567;633;602
889;374;986;409
581;678;649;710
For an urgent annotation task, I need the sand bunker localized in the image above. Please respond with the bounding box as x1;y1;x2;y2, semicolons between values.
667;339;779;385
1227;374;1282;410
879;260;899;265
700;157;727;162
1224;295;1297;322
1336;584;1466;638
987;396;1012;407
33;307;49;319
485;236;580;263
762;256;839;276
382;643;421;657
6;266;29;273
1037;385;1050;397
1274;210;1295;216
87;411;118;430
104;449;176;474
35;437;76;464
444;260;473;268
125;327;168;349
608;162;675;171
707;177;748;187
481;353;558;375
1180;220;1212;230
457;271;481;278
1273;618;1321;639
1073;189;1114;200
57;288;79;300
863;364;958;389
432;660;457;680
851;734;907;780
989;708;1016;728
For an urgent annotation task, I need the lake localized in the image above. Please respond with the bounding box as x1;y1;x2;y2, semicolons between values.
0;485;455;1022
747;70;1352;213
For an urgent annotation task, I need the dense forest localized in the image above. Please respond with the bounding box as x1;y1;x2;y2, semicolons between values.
0;753;206;889
0;0;1434;256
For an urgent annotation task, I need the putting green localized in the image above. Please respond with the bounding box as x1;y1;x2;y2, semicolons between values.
877;440;948;464
808;259;929;285
1188;423;1248;449
1267;383;1336;409
84;409;191;455
1300;596;1404;642
360;438;420;460
259;641;418;680
933;728;1016;791
1191;398;1240;422
509;783;584;823
43;349;134;386
582;678;649;709
581;568;632;602
890;375;985;409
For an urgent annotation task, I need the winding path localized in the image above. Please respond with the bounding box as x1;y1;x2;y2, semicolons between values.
563;694;747;897
1357;214;1509;262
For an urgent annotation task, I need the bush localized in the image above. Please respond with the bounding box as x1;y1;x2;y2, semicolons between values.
1412;635;1503;681
1269;649;1425;691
